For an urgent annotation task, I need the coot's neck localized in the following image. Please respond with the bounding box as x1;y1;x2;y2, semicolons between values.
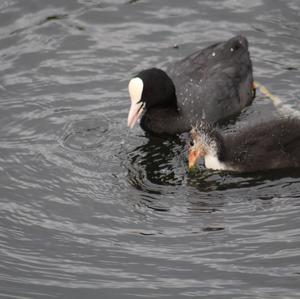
202;128;226;161
203;133;232;170
140;106;191;135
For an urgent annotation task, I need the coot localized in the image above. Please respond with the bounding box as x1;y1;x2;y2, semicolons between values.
188;119;300;172
128;35;255;135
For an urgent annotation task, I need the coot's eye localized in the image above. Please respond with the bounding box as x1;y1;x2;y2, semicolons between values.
230;43;240;52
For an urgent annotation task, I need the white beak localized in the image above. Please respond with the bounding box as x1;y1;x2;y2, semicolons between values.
127;101;144;128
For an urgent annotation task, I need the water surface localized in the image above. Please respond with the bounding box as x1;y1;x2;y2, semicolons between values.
1;0;300;298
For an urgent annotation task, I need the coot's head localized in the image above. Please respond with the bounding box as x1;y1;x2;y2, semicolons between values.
188;122;223;169
127;68;177;128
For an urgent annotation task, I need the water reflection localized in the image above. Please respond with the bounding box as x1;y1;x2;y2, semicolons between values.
127;134;185;184
125;134;183;212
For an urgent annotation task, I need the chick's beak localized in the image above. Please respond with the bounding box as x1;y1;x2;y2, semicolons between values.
188;148;202;170
127;101;144;128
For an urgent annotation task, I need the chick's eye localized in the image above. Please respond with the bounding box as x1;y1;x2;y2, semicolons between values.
189;140;194;147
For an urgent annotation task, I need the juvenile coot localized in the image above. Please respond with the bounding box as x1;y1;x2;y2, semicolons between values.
188;119;300;172
128;35;255;135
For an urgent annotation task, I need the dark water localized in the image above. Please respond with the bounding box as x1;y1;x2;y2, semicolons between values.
1;0;300;298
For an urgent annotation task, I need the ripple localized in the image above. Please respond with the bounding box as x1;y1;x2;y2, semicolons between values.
60;118;109;151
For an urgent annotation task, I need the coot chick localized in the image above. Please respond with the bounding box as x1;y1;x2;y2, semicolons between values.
128;35;254;135
188;119;300;172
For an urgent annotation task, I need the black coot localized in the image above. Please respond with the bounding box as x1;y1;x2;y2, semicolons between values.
188;119;300;172
128;35;255;135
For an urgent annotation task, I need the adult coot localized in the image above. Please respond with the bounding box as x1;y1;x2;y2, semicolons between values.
128;35;255;135
188;119;300;172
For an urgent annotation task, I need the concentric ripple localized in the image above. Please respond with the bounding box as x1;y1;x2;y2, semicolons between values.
60;118;109;151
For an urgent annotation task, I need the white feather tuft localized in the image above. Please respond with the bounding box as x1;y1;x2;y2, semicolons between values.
128;77;144;104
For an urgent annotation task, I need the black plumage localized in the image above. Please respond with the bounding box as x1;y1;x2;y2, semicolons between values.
221;119;300;172
128;35;254;135
190;119;300;172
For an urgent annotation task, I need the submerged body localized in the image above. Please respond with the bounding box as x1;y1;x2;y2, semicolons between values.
188;119;300;173
128;35;254;135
